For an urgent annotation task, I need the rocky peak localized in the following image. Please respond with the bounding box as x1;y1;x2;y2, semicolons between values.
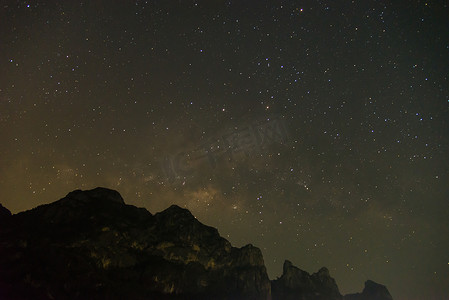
11;188;140;228
344;280;393;300
65;187;125;204
317;267;330;276
234;244;265;267
364;280;393;298
272;260;342;300
154;204;195;224
283;260;293;273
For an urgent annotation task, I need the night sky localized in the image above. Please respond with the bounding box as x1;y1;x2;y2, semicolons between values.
1;1;449;299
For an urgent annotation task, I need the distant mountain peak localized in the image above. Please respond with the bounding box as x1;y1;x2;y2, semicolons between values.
344;280;393;300
273;259;342;300
317;266;330;276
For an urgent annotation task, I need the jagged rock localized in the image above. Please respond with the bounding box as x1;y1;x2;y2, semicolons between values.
0;187;270;300
344;280;393;300
271;260;342;300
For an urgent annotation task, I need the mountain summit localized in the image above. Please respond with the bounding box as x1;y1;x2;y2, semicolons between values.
0;187;393;300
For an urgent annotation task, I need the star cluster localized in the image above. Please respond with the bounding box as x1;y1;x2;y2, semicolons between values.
1;1;448;299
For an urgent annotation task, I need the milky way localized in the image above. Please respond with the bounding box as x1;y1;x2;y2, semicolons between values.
1;1;448;299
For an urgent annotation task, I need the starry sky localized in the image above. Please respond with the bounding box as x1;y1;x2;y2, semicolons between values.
1;1;449;299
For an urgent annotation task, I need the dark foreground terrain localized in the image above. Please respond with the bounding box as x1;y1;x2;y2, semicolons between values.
0;187;393;300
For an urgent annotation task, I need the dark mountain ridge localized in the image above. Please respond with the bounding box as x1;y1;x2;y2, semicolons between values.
0;187;393;300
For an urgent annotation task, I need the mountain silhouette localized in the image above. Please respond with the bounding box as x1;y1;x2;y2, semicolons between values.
0;187;393;300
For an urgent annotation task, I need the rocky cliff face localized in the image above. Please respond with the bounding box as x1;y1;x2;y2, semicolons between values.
271;260;342;300
0;188;270;300
0;187;393;300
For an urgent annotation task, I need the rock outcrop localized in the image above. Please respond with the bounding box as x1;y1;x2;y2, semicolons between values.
344;280;393;300
271;260;342;300
0;187;270;300
0;187;393;300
